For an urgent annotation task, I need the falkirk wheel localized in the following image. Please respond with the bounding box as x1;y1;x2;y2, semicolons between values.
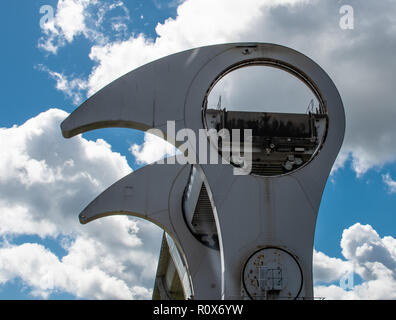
61;43;345;300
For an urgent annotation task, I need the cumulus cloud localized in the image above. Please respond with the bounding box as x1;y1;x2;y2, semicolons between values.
314;223;396;299
38;0;130;54
313;250;352;284
0;108;130;237
341;224;396;280
39;0;94;54
0;109;162;299
37;0;132;108
129;132;177;165
0;241;152;299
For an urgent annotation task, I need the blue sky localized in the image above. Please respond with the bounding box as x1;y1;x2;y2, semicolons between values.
0;0;395;300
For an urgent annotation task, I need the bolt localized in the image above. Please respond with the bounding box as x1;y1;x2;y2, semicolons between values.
242;48;251;55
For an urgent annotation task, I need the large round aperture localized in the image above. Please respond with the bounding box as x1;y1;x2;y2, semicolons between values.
203;63;328;177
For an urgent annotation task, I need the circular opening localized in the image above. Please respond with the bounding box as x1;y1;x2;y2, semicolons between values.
203;64;328;176
242;247;303;300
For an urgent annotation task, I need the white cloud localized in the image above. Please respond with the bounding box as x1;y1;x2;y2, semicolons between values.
0;108;131;237
330;149;351;175
0;242;152;299
0;109;163;299
55;0;90;42
382;173;396;194
37;0;132;103
39;0;92;54
341;224;396;279
130;132;177;165
314;223;396;299
37;65;88;105
313;250;352;284
38;0;130;54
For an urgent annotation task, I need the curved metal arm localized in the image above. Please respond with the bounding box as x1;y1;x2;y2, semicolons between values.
61;44;233;139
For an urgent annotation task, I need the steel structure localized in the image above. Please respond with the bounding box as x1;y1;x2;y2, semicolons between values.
61;43;345;300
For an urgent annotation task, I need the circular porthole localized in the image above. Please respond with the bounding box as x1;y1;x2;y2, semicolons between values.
203;63;328;176
242;247;303;300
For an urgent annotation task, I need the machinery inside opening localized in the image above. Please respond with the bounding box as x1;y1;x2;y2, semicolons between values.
204;65;328;176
